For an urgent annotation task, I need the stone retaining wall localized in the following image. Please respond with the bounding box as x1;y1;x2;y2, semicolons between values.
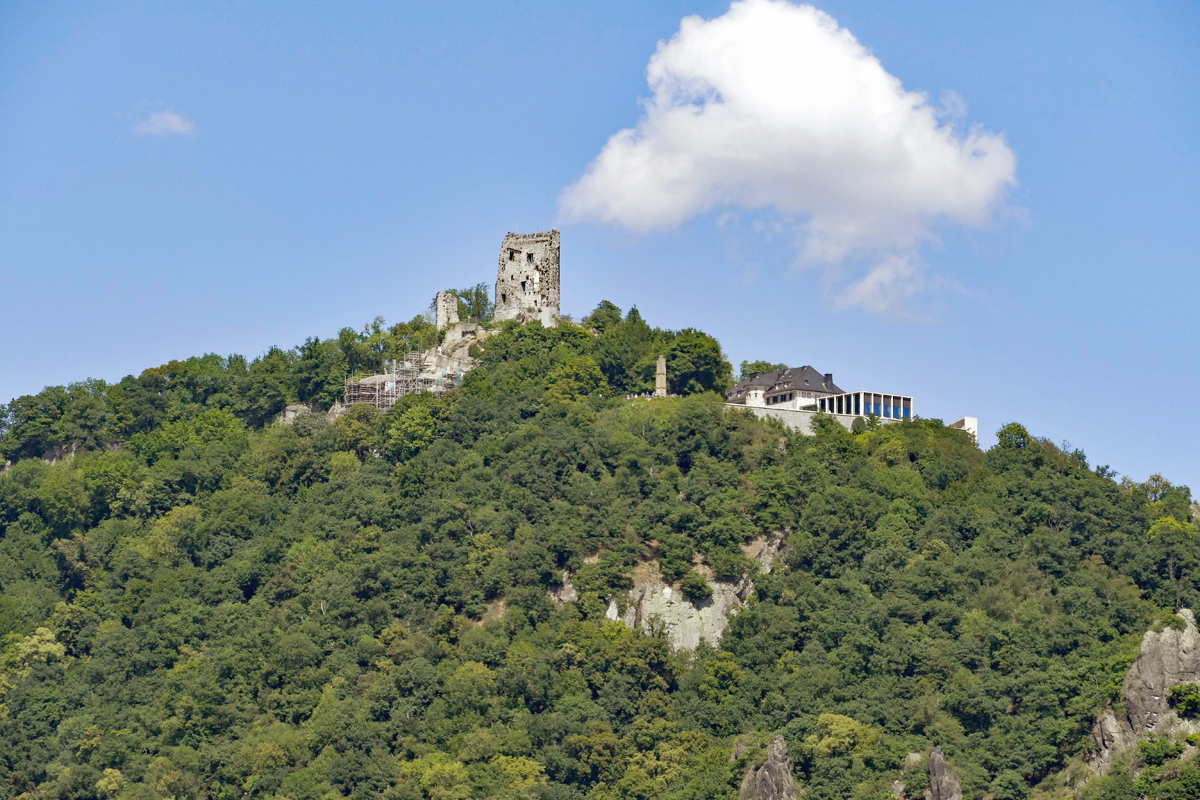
729;404;894;434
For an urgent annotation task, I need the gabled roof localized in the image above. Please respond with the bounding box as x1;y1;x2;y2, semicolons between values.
765;366;842;395
727;365;843;400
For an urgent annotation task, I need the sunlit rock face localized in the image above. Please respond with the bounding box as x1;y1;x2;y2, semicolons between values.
620;531;786;651
619;563;753;651
1090;608;1200;775
739;735;797;800
554;532;787;651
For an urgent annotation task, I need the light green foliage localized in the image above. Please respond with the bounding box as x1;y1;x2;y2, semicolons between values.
803;713;881;759
995;421;1032;450
129;406;246;463
388;404;437;461
0;300;1193;799
699;651;746;703
94;767;127;798
541;355;610;406
1147;515;1198;608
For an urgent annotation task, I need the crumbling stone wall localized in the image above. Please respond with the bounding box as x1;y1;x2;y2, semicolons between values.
494;230;560;327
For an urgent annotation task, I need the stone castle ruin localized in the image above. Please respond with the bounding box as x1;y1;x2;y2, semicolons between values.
493;230;560;327
320;230;560;419
434;291;459;330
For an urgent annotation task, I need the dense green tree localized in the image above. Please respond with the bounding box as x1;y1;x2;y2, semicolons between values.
582;301;622;334
295;336;348;408
0;305;1194;800
738;361;788;380
589;307;656;394
449;283;494;322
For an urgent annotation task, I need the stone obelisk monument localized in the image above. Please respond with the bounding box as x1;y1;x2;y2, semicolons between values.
654;355;667;398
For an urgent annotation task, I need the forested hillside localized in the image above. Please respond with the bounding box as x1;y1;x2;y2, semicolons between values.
0;303;1197;800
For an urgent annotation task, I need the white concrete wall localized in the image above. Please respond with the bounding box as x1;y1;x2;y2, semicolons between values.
769;391;822;411
948;416;979;441
731;404;898;434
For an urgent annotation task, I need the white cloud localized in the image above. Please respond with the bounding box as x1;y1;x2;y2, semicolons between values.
130;110;196;137
559;0;1017;314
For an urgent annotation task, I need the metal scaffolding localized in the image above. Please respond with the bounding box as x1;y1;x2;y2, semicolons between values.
343;350;460;410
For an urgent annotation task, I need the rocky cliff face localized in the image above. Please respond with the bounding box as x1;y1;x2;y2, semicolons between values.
1089;608;1200;775
926;747;962;800
615;532;787;651
739;735;797;800
616;563;752;651
553;532;787;651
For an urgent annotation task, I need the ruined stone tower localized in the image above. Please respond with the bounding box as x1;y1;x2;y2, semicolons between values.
435;291;459;330
494;230;560;327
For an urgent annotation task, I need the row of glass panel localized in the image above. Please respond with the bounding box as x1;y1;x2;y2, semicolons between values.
816;392;912;419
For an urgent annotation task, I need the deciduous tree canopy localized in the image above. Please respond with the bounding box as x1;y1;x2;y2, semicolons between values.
0;302;1195;799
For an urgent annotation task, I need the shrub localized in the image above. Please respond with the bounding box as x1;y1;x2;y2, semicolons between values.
679;570;712;603
1169;683;1200;717
1138;735;1184;766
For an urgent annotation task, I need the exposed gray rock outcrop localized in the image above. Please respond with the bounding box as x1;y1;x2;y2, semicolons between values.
740;735;797;800
742;530;787;574
620;561;752;651
559;533;786;651
926;747;962;800
41;441;84;464
549;570;578;606
279;404;314;424
618;533;787;650
1089;608;1200;775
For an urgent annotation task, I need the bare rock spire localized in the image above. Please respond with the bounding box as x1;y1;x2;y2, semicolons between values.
739;735;797;800
928;746;962;800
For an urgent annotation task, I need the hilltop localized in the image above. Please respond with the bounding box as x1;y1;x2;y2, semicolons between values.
0;302;1197;800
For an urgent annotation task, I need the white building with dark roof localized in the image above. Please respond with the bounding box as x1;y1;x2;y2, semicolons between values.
727;364;922;433
727;366;843;410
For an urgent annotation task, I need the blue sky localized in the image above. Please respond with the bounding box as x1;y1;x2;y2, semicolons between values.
1;0;1197;489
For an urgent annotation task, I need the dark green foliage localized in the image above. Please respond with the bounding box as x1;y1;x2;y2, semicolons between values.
582;301;622;334
738;361;788;381
1;316;443;467
679;571;712;603
443;283;494;322
1168;682;1200;717
1138;735;1184;766
658;329;734;396
0;304;1195;800
590;307;657;394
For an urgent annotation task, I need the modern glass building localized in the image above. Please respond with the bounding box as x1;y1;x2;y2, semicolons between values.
813;391;913;420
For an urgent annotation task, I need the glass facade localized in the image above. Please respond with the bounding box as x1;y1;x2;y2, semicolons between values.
812;392;914;421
